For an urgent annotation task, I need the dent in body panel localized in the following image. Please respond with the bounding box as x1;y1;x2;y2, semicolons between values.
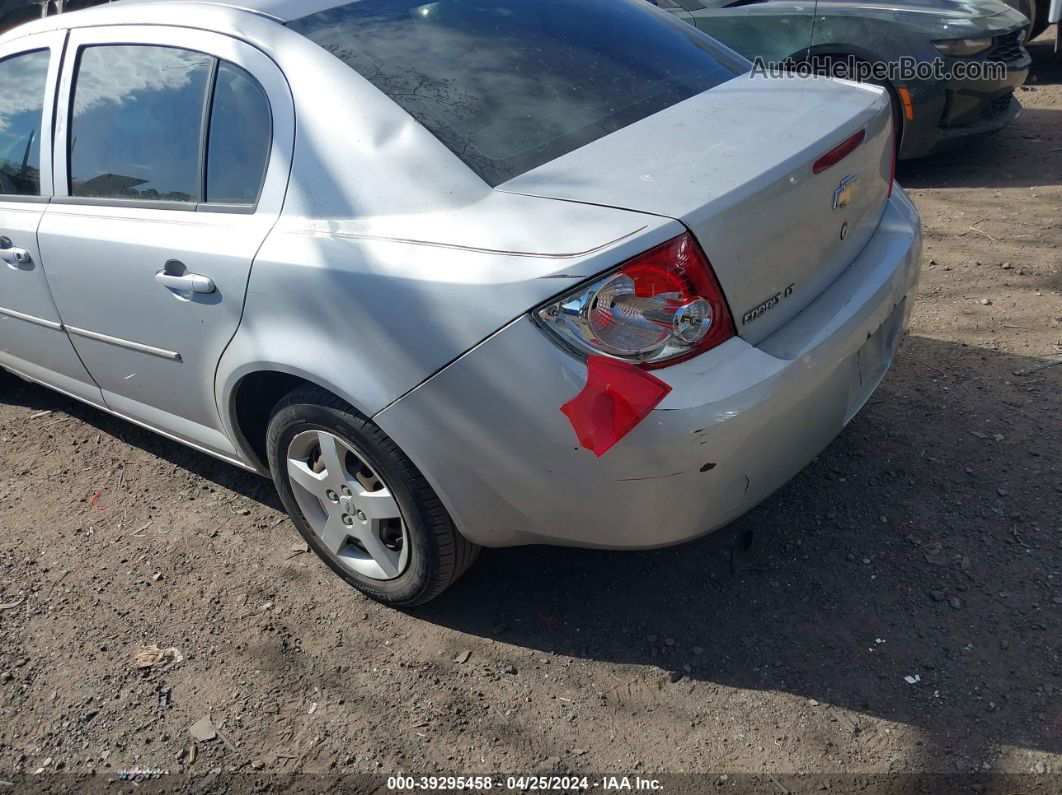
373;195;920;549
373;315;777;549
285;219;649;260
215;208;681;466
8;10;678;470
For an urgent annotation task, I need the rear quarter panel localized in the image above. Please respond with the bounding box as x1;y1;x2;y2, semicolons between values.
198;17;679;462
217;199;679;424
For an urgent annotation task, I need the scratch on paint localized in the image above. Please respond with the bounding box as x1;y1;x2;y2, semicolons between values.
617;471;685;482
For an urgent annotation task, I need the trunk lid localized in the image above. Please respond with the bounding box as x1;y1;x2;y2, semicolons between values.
498;74;894;345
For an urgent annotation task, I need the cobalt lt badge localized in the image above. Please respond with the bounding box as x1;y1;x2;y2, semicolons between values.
833;174;859;211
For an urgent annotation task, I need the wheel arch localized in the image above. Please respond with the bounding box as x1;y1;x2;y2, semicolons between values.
789;42;887;65
220;364;373;474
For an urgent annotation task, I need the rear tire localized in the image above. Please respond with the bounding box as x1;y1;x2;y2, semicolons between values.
1028;0;1047;40
1006;0;1040;41
266;384;479;606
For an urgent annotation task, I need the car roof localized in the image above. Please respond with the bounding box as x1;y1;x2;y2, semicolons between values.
0;0;345;44
114;0;347;23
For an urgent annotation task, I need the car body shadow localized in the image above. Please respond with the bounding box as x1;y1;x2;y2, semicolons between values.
1026;35;1062;87
0;373;281;512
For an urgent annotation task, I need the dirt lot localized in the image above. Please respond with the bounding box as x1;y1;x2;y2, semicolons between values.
1;37;1060;795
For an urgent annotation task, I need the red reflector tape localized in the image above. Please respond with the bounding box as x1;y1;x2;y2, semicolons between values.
560;355;672;457
813;129;866;174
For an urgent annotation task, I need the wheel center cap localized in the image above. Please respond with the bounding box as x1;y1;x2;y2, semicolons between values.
340;495;356;514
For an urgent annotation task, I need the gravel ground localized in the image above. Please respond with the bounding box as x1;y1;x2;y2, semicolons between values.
0;36;1060;795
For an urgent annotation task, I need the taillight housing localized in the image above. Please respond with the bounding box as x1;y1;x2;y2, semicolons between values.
535;232;735;368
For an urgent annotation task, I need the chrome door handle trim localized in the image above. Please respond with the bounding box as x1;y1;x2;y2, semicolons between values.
0;247;32;266
154;270;216;294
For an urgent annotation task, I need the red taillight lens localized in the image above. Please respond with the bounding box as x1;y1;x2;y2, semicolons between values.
535;232;735;368
812;129;866;175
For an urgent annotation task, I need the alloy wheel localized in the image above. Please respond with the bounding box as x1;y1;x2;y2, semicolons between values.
285;429;409;581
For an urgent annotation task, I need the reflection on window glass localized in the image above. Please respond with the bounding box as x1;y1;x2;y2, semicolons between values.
0;50;50;197
290;0;740;186
70;45;213;202
207;62;271;204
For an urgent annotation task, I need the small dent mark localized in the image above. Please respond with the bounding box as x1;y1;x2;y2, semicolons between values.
699;462;717;472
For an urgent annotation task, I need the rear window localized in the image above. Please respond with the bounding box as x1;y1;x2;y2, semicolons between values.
289;0;742;186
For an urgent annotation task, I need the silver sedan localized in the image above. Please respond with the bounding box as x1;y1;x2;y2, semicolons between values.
0;0;921;605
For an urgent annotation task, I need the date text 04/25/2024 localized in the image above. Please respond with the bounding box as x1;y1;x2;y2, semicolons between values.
386;775;664;791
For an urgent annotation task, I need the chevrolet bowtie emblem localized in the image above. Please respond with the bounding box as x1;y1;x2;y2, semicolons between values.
833;174;859;210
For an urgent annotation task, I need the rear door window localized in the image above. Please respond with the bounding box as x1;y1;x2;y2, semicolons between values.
290;0;742;186
70;45;213;202
0;49;51;197
68;44;272;207
206;61;272;205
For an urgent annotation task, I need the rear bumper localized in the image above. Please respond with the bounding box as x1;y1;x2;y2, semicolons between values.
376;191;923;549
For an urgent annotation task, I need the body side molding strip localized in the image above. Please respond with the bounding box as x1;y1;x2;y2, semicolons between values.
0;305;64;331
64;325;182;361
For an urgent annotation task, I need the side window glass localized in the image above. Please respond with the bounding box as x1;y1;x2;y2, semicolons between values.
206;61;271;205
0;49;50;197
70;45;213;202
